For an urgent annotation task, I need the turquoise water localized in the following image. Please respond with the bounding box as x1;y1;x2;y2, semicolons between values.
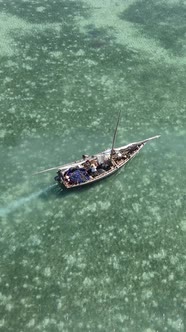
0;1;186;331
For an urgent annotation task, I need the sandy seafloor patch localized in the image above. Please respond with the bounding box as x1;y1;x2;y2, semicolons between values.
0;0;186;331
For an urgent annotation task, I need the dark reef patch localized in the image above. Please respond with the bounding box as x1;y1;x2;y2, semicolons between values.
120;0;186;56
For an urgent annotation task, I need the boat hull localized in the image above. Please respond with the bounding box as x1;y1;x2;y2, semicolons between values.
57;143;145;189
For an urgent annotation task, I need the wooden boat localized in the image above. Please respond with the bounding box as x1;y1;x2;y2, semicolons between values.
34;113;160;189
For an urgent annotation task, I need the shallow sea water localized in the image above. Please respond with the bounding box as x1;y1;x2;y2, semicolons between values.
0;0;186;331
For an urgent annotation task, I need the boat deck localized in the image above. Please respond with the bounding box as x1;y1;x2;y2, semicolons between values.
61;144;144;189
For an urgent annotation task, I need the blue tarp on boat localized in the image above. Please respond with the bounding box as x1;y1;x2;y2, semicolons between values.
67;168;90;184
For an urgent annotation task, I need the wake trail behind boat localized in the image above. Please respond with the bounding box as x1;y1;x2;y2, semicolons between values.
0;184;57;217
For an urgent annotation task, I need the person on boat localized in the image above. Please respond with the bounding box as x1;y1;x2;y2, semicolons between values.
90;163;97;177
84;159;91;170
102;159;112;171
82;154;89;160
54;169;63;182
64;174;70;182
117;152;122;160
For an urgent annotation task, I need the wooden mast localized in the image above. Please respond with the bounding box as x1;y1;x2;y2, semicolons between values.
110;110;121;159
